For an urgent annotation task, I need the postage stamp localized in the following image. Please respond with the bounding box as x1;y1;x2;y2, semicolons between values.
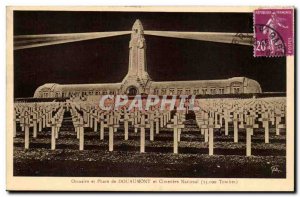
254;9;294;57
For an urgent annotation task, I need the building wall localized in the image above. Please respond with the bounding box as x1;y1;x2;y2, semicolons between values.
34;83;121;98
149;77;261;95
33;77;262;98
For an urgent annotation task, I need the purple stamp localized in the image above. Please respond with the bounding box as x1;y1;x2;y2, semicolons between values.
254;9;294;57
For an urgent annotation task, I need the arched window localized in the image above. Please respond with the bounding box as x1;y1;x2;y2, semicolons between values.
219;88;225;94
127;87;138;95
210;88;216;95
177;89;183;94
169;88;175;95
233;87;240;94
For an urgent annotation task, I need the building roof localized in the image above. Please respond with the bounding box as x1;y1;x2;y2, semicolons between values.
151;77;246;88
54;83;122;91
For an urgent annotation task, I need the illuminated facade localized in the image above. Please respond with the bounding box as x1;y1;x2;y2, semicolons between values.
34;20;262;98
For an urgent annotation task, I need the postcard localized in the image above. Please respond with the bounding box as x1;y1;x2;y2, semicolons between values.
6;6;294;191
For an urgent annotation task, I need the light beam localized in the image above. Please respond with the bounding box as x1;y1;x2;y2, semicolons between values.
144;31;254;46
14;31;131;50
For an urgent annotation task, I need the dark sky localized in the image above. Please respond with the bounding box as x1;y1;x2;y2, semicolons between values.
14;11;286;98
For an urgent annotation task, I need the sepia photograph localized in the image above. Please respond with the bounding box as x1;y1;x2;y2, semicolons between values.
6;6;295;191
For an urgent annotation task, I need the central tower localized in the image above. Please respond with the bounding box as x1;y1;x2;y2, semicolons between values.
121;19;151;95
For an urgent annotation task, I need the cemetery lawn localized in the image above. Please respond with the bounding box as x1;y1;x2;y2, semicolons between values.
14;147;285;178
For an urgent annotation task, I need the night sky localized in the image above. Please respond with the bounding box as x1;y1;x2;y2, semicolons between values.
13;11;286;98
